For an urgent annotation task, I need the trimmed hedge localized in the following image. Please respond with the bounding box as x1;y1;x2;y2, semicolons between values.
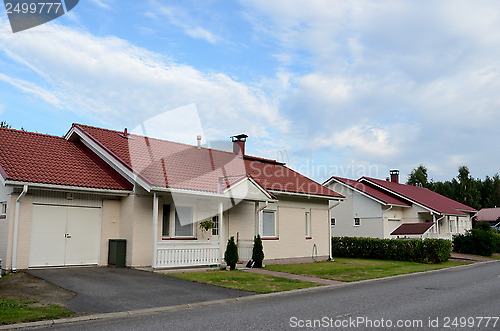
331;236;452;264
453;229;499;256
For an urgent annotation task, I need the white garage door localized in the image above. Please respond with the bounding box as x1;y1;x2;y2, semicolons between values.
29;205;101;267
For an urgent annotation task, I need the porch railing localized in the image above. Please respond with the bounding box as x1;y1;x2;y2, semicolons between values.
156;245;220;268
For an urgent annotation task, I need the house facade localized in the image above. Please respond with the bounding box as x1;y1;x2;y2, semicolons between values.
324;171;476;239
0;124;343;272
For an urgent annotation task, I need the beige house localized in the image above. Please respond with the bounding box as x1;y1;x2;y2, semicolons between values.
0;124;343;272
324;171;476;240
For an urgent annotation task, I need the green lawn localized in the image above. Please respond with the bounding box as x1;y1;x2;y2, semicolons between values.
265;258;469;282
0;298;73;325
492;254;500;260
171;270;321;293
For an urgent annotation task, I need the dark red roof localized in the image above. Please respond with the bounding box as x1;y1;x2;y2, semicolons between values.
330;176;410;206
391;222;435;235
475;208;500;222
0;128;132;191
74;124;343;198
361;177;477;216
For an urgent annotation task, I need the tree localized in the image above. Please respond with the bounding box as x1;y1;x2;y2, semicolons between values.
251;235;265;268
407;165;431;188
0;121;11;129
456;166;480;209
224;236;239;270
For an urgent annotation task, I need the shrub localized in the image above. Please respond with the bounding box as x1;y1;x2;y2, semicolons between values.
252;235;265;268
453;229;496;256
331;237;451;264
473;221;492;231
224;236;239;270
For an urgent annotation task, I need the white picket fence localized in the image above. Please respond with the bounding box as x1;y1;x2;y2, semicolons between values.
156;245;220;268
237;239;254;263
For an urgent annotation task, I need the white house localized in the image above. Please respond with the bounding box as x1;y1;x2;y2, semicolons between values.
324;170;476;239
0;124;344;272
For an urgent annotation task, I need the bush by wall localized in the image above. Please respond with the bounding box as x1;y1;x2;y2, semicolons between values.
453;229;498;256
331;237;452;264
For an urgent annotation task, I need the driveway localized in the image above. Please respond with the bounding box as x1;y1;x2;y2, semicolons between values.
26;267;252;314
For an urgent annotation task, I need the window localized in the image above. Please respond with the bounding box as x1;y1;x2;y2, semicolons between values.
175;206;194;237
212;215;219;236
162;205;194;238
330;218;336;227
262;211;276;237
162;205;170;237
305;211;311;238
354;218;360;226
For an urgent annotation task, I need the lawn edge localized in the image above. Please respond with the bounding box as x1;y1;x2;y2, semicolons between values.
1;260;497;330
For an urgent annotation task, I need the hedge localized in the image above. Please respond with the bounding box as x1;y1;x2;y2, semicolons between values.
453;229;500;256
331;236;452;264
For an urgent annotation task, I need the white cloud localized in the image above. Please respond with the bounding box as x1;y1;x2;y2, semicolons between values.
240;0;500;179
148;3;221;44
89;0;112;10
0;18;285;145
0;73;60;106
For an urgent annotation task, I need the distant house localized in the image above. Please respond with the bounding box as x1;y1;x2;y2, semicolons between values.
324;170;476;239
473;208;500;229
0;124;344;272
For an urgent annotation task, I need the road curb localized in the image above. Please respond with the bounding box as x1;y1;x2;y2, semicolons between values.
2;259;497;330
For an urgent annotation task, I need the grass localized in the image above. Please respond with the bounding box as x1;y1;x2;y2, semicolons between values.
0;298;74;325
265;258;469;282
171;270;321;293
492;253;500;260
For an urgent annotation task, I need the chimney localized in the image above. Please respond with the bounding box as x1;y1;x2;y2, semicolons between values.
196;135;202;149
231;134;248;156
123;128;128;137
390;169;399;183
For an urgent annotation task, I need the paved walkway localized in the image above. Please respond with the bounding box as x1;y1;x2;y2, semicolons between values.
450;252;497;262
242;268;342;285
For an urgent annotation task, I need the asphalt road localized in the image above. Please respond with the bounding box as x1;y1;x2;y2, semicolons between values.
32;261;499;330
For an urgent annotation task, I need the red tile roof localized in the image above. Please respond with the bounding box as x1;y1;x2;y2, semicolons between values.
0;127;133;190
361;177;477;216
390;222;435;235
330;176;410;206
475;208;500;222
74;124;343;198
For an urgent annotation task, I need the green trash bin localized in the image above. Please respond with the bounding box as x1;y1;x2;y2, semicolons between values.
108;239;126;268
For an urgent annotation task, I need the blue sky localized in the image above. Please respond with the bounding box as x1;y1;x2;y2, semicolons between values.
1;0;499;183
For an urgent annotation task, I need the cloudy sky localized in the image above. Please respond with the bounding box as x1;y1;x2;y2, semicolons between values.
0;0;499;183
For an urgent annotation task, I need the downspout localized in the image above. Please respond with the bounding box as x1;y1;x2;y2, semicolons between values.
328;200;341;260
434;214;445;238
382;205;393;238
152;193;158;269
12;185;28;272
255;201;268;236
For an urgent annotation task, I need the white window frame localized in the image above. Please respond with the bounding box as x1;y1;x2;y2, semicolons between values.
354;217;360;227
305;210;311;238
211;215;219;236
330;217;336;227
261;210;277;238
162;204;196;238
0;201;6;215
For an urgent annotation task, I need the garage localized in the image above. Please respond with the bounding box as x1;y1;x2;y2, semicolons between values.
29;204;101;267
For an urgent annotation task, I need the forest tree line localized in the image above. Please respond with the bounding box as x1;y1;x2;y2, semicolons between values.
407;165;500;210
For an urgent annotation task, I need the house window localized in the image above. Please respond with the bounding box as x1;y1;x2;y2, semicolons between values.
162;205;170;237
305;211;311;238
262;210;276;237
330;218;336;227
212;215;219;236
175;206;194;237
162;205;194;238
354;218;360;226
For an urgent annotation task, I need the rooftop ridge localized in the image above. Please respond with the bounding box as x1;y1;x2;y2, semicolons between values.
0;126;65;140
74;123;283;165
